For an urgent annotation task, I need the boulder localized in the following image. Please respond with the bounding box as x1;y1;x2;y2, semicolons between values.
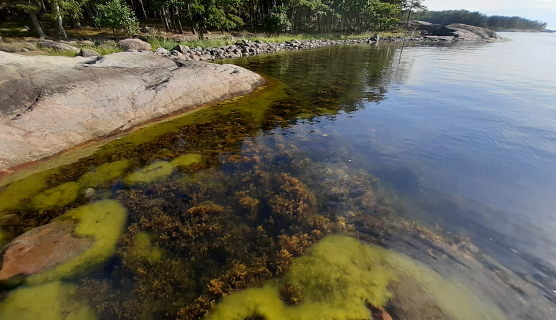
78;48;100;57
0;220;93;280
0;51;263;170
155;47;170;56
411;20;499;40
172;44;190;53
446;23;499;40
38;41;80;53
117;38;152;51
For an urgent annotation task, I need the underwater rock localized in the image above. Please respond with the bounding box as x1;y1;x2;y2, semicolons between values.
123;161;174;186
77;160;130;188
206;235;394;320
0;281;96;320
170;154;202;167
27;200;127;284
0;168;58;214
30;181;81;210
0;220;93;281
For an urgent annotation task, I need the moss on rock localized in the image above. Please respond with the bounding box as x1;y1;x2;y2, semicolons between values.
27;200;127;284
77;160;130;188
207;235;394;320
170;154;202;168
0;281;96;320
30;182;81;210
124;161;174;186
131;231;164;262
0;168;58;214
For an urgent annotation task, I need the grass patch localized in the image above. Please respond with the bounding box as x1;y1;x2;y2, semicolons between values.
43;48;79;57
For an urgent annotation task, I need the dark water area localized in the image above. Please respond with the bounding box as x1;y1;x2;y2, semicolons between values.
1;32;556;320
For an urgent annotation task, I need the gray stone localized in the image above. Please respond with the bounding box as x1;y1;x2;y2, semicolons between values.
38;41;80;53
117;38;152;52
78;48;101;57
155;47;170;56
172;44;190;53
0;51;263;171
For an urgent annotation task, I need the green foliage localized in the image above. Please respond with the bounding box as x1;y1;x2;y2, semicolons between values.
183;0;245;38
366;1;401;30
263;5;292;33
413;9;547;30
96;0;140;35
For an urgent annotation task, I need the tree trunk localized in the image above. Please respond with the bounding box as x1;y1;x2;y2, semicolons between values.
138;0;148;19
406;0;414;27
29;10;46;38
54;4;68;40
177;18;184;34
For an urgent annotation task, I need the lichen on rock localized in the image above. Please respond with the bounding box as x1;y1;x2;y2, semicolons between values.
0;281;96;320
27;200;127;284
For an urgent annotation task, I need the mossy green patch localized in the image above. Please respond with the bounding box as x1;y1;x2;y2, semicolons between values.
170;154;202;167
30;181;81;210
124;161;174;186
207;235;394;320
0;281;96;320
27;200;127;284
132;231;164;262
0;168;58;213
77;160;130;188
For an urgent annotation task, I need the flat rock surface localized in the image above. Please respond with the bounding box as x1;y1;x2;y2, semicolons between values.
0;220;93;280
0;51;263;171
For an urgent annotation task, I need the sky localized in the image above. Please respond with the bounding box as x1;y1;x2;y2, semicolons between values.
424;0;556;29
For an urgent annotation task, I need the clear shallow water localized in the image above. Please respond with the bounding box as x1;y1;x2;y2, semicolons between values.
1;32;556;319
234;32;556;285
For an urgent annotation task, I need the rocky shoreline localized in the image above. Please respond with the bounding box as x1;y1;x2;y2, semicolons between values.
148;23;502;62
0;51;263;173
0;22;500;173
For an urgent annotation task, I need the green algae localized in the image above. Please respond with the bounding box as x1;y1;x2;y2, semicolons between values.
123;161;174;186
0;281;96;320
207;235;394;320
77;160;130;188
0;168;58;214
27;200;127;285
170;154;202;167
131;231;164;262
30;181;81;210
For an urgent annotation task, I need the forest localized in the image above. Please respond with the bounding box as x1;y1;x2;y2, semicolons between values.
0;0;425;39
413;10;547;30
